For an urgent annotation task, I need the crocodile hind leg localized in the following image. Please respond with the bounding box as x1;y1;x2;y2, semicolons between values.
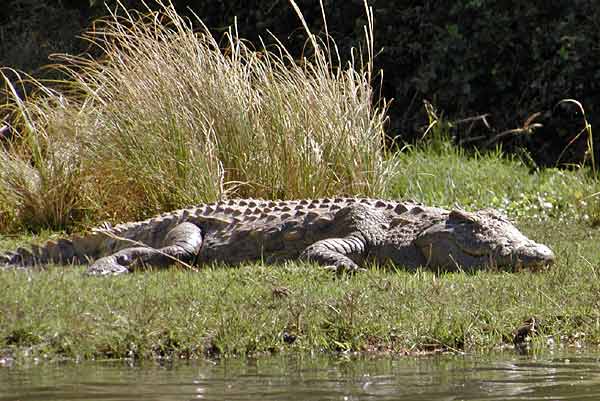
86;222;203;276
301;234;368;274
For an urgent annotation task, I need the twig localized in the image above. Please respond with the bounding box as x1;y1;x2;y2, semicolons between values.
481;112;543;148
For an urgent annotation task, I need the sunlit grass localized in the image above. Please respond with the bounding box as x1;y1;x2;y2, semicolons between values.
1;222;599;361
386;144;600;222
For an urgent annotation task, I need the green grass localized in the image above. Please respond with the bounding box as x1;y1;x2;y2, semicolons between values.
1;215;599;361
387;142;600;222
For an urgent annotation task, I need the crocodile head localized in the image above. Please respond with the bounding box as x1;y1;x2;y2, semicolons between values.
414;209;555;271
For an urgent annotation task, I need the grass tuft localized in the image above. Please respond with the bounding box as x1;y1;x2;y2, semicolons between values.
0;0;389;231
0;69;92;231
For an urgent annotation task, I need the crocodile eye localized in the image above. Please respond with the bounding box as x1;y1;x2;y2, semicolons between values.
449;209;479;224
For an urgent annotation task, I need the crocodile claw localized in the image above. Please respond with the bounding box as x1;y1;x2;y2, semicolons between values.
323;264;367;275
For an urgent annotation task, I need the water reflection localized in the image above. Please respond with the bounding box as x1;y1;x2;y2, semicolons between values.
1;353;600;401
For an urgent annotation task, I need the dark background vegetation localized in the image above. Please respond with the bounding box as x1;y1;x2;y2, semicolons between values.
1;0;598;167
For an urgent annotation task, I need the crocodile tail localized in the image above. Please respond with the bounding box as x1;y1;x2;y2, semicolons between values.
0;212;190;268
0;232;108;268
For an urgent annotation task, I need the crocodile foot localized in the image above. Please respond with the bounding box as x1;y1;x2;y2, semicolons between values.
323;264;367;275
86;255;131;276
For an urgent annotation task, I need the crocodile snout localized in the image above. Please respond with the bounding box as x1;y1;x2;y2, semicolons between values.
513;242;555;269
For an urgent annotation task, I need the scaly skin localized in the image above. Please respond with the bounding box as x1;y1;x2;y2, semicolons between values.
0;198;555;275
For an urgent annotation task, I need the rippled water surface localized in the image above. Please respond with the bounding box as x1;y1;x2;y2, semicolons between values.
2;352;600;400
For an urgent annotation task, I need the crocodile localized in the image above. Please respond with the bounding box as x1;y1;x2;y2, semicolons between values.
0;198;555;275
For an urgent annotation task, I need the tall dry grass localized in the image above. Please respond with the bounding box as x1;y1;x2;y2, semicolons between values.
0;0;392;232
0;69;93;230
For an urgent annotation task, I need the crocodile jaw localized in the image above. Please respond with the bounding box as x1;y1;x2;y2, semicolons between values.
510;242;555;270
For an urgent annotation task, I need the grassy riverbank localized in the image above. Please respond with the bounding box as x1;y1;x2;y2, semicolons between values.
1;221;599;361
1;1;600;362
2;145;600;361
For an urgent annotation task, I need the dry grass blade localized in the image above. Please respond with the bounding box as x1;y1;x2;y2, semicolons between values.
555;99;595;174
0;69;91;231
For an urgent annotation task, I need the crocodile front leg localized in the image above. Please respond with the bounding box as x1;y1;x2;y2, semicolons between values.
86;222;203;276
301;234;368;274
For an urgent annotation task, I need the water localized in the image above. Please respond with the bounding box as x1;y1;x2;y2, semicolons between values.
2;352;600;400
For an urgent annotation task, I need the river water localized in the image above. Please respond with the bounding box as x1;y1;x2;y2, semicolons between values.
2;352;600;400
